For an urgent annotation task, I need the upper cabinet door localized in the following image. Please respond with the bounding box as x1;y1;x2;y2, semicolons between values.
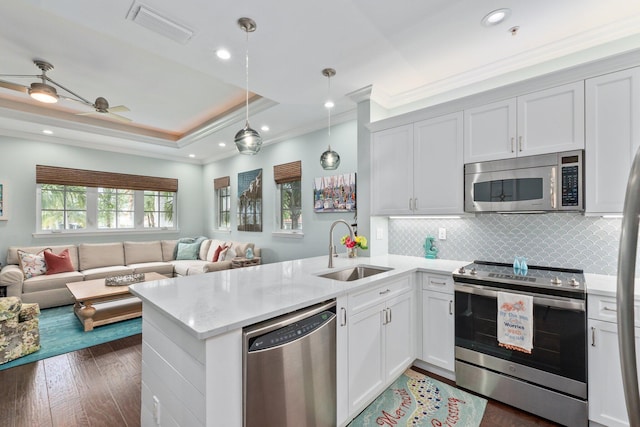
464;98;516;163
413;112;464;214
517;81;585;157
586;67;640;214
371;124;414;215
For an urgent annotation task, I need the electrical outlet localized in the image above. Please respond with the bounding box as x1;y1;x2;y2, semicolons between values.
438;227;446;240
153;395;161;425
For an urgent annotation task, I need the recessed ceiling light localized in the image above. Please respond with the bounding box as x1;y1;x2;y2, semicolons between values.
42;129;53;135
324;100;334;109
219;142;226;147
261;125;269;132
188;154;196;158
481;8;511;26
216;49;231;60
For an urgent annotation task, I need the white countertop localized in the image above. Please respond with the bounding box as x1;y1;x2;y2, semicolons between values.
129;254;466;340
129;254;639;341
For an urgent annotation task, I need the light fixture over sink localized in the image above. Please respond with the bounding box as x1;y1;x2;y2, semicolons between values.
234;17;262;155
320;67;340;170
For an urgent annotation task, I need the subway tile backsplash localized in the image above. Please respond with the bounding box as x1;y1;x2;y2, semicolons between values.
388;213;623;275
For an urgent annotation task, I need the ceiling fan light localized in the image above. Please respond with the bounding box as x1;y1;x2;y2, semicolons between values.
234;123;262;155
320;145;341;170
28;82;58;103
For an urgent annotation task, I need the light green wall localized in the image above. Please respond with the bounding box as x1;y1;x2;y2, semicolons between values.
203;120;358;263
0;120;358;265
0;136;204;261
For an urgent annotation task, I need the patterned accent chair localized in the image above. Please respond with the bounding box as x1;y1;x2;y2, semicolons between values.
0;297;40;365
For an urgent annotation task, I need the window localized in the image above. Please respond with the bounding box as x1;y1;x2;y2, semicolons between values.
36;165;177;233
274;161;302;232
214;176;231;230
41;184;87;230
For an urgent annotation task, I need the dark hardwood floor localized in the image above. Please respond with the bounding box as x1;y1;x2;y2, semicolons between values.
0;334;561;426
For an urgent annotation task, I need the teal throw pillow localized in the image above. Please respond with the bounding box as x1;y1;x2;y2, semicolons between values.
176;241;200;260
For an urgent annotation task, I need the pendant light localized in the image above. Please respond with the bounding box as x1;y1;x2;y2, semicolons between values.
234;17;262;155
320;68;340;170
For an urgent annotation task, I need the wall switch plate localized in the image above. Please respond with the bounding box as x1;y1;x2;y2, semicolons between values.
376;227;384;240
438;227;446;240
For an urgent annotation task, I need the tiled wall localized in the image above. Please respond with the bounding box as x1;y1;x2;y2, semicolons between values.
388;213;623;275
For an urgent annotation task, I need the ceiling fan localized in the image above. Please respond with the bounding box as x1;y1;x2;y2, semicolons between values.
0;59;131;122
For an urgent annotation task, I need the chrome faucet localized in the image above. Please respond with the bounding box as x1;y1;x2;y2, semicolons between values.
328;219;355;268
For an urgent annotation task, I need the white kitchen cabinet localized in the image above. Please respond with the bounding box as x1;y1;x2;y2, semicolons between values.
371;112;464;215
464;81;584;163
585;67;640;214
347;276;414;415
336;295;349;426
588;294;640;427
421;274;455;376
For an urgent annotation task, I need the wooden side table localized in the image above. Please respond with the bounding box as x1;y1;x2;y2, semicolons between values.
231;257;261;268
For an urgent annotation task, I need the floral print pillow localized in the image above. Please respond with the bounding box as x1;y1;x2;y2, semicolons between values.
17;249;49;279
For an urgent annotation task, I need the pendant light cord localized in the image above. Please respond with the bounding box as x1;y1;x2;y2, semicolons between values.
245;29;250;124
327;73;331;138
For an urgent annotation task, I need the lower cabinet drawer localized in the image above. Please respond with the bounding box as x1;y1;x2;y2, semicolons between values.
349;276;411;314
588;294;640;326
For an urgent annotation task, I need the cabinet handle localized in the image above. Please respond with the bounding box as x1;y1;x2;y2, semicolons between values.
379;289;391;295
414;198;418;210
382;309;388;325
387;307;392;324
409;198;413;210
340;307;347;327
449;300;453;315
431;280;446;286
603;306;617;313
591;327;596;347
511;137;515;153
518;136;523;152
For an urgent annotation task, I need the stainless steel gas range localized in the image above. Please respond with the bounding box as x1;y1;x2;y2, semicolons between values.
453;260;587;427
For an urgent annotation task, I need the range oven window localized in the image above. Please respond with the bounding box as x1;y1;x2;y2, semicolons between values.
473;178;543;202
454;291;586;383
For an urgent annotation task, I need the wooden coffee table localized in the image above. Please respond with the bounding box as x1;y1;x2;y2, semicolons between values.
66;272;166;332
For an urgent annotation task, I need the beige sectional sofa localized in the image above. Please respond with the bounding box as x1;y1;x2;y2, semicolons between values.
0;239;260;309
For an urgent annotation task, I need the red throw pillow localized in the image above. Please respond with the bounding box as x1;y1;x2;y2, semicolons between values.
212;245;228;262
44;248;75;275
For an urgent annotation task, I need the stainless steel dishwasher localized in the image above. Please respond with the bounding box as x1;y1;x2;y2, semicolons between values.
243;300;336;427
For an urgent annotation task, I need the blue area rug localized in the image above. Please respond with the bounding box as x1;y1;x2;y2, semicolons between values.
348;368;486;427
0;304;141;371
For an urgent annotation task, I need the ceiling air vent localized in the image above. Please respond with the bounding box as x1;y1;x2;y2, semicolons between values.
128;4;194;44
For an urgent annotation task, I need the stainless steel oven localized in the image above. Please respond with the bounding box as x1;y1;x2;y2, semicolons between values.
453;261;587;427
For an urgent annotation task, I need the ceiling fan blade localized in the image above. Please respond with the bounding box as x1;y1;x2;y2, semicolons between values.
0;79;29;93
107;105;130;113
106;112;132;122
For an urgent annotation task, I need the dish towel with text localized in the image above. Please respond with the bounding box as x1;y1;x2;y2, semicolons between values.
497;292;533;354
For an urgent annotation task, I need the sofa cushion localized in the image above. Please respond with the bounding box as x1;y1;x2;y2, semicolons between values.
78;243;125;271
44;249;75;275
127;262;174;276
81;266;134;281
124;241;163;265
22;271;84;294
17;249;48;279
161;240;178;262
220;246;237;261
171;260;209;276
176;242;200;260
7;245;79;270
199;240;212;261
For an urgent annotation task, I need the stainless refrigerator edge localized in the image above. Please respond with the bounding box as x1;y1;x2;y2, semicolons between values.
617;146;640;427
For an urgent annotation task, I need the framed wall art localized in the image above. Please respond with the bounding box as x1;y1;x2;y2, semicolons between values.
313;173;356;213
0;181;7;220
237;169;262;232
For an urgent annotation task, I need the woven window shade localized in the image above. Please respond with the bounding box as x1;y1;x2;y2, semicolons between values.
273;160;301;184
36;165;178;192
214;176;230;190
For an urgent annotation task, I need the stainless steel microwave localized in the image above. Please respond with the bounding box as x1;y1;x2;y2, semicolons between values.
464;150;584;213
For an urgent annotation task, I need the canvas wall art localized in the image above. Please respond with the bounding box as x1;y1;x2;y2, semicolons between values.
237;169;262;232
313;173;356;213
0;181;7;220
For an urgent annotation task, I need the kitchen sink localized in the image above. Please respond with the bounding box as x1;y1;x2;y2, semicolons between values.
315;265;393;282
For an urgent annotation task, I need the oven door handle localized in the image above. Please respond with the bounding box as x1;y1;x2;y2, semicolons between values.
454;283;585;312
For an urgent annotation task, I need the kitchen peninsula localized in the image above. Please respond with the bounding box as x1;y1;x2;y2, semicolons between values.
129;254;635;427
